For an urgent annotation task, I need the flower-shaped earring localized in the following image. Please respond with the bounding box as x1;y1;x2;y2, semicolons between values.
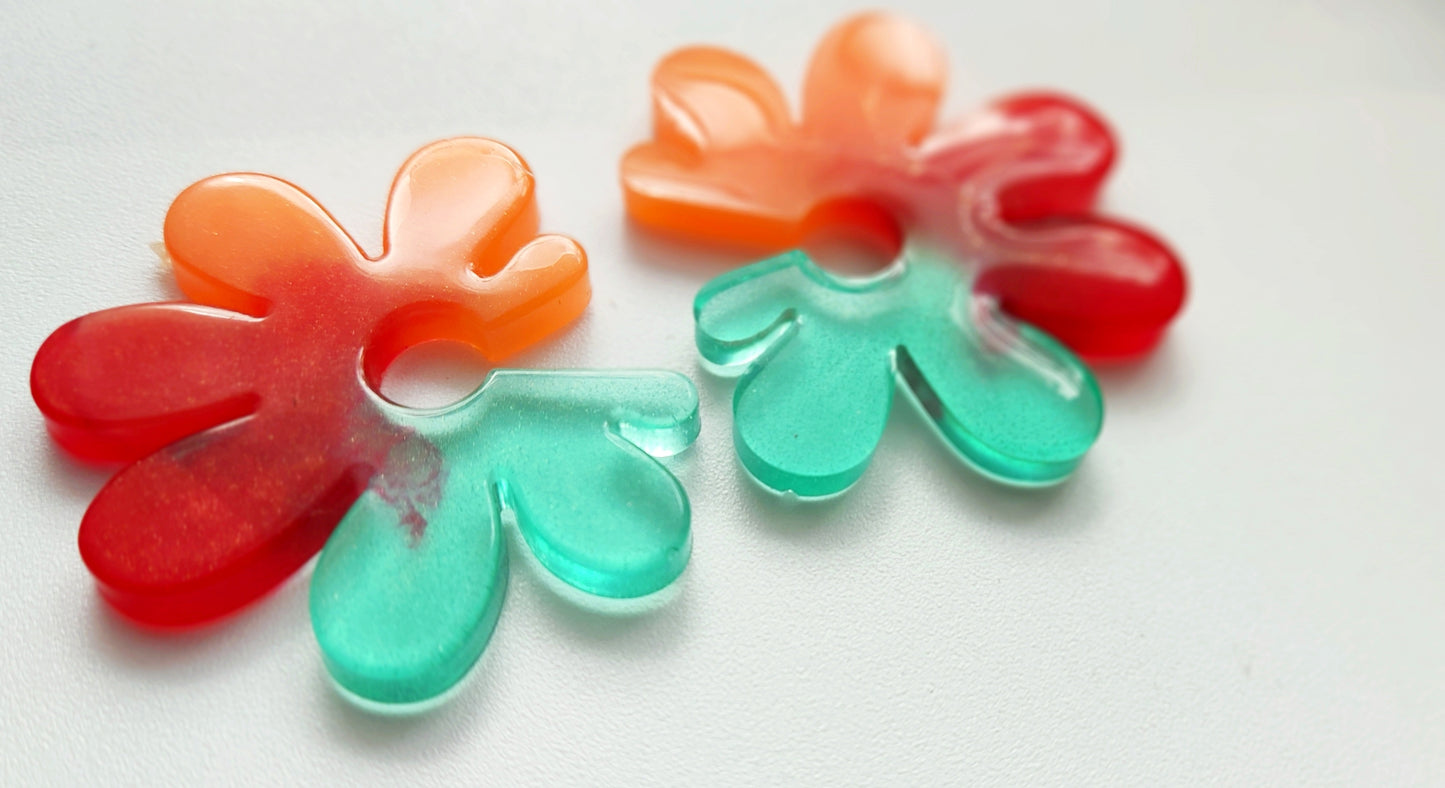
622;12;1186;497
32;138;699;706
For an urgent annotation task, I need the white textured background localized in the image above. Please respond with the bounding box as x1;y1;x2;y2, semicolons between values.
3;0;1443;784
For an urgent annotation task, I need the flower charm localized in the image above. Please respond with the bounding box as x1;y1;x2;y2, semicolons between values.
32;138;699;705
622;11;1186;360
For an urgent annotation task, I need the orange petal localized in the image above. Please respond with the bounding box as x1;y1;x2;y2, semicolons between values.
648;46;793;156
801;12;947;148
164;174;364;316
79;410;376;626
382;137;540;278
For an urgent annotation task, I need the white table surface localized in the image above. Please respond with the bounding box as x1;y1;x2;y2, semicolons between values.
3;0;1443;783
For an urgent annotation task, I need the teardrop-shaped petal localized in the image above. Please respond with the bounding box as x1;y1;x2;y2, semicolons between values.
697;252;896;496
477;371;698;598
164;174;365;315
31;303;261;462
647;46;793;156
973;215;1188;359
80;410;376;626
801;12;946;148
383;137;539;278
311;446;506;706
920;92;1118;221
731;322;894;497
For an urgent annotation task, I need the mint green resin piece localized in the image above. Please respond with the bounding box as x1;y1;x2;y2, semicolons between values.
311;370;699;706
695;250;1103;497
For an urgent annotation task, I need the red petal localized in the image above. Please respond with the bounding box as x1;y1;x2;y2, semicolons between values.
79;409;378;627
975;215;1187;359
31;303;262;463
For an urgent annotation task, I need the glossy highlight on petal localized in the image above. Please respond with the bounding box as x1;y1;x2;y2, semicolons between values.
311;459;508;706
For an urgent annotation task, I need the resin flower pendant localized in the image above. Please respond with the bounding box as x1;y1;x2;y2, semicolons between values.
32;138;699;705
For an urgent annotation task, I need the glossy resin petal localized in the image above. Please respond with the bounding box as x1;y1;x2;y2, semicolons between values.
32;138;588;627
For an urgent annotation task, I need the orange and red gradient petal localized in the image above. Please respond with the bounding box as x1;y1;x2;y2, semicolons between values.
382;137;541;278
164;174;365;316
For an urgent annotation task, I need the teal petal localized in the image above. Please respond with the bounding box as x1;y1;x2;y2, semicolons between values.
310;447;506;706
897;289;1103;485
482;371;698;598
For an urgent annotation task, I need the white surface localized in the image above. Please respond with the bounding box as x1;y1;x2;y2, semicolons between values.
3;0;1444;783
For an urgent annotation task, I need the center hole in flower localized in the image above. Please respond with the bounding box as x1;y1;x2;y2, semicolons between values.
378;339;491;409
798;198;905;277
